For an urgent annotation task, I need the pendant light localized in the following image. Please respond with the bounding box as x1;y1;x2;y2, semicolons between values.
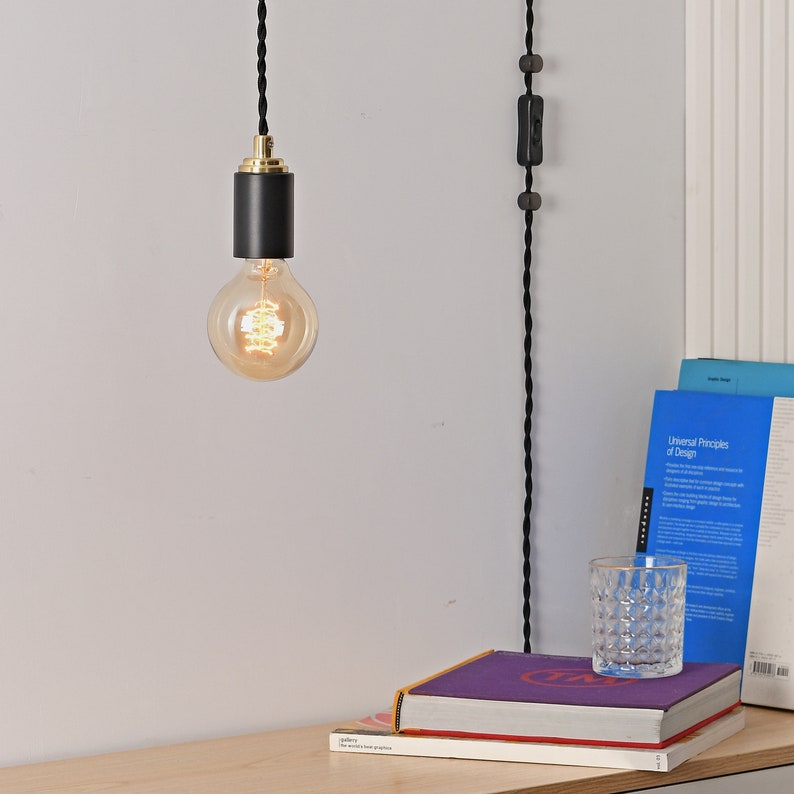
208;1;318;381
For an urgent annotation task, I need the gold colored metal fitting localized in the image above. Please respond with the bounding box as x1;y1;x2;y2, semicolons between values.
238;135;290;174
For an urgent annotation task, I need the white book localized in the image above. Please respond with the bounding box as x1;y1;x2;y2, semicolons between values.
329;706;744;773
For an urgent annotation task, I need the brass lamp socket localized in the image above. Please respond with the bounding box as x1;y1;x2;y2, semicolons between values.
238;135;290;174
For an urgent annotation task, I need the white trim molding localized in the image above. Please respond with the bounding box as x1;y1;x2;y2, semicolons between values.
686;0;793;362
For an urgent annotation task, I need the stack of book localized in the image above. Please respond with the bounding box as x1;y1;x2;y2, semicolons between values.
329;650;745;772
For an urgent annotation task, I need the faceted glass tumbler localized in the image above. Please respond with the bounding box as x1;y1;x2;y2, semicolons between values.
590;555;686;678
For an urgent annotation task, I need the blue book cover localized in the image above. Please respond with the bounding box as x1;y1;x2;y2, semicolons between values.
636;390;772;667
678;358;794;397
636;390;794;710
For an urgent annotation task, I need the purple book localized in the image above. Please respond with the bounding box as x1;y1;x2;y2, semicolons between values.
392;651;742;747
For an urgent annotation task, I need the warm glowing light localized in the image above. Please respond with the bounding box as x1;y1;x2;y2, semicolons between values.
208;258;318;381
242;298;284;355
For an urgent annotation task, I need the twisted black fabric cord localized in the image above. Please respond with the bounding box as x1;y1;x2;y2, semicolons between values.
522;0;535;655
257;0;269;135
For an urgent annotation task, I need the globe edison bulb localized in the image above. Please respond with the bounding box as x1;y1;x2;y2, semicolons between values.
207;258;318;381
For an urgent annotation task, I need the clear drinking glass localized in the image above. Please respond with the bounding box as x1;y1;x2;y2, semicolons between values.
590;555;686;678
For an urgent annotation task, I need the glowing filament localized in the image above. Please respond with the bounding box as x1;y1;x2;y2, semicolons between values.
241;299;285;355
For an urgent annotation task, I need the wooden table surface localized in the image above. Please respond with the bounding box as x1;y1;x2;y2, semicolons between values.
0;705;792;793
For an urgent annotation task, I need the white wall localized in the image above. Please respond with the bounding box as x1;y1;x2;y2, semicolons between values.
530;2;686;652
0;0;684;766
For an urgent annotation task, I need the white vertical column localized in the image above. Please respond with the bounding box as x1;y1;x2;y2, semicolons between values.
737;0;764;360
788;3;794;357
685;0;793;363
713;0;739;358
762;0;788;361
686;0;716;357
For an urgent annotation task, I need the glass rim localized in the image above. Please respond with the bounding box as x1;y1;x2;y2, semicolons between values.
589;554;686;570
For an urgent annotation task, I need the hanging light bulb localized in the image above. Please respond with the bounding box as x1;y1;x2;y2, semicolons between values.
208;256;318;381
208;266;317;381
208;2;318;381
208;135;318;381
